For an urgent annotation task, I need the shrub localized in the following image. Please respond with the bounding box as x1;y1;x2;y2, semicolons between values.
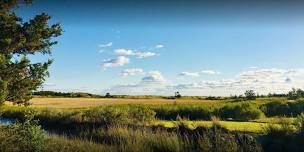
197;126;238;152
129;106;156;124
261;100;304;117
295;113;304;132
153;105;211;120
84;107;129;125
260;101;289;117
0;111;45;152
219;103;263;121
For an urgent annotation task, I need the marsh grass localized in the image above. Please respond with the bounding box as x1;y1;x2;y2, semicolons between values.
79;125;181;152
2;97;304;151
45;135;114;152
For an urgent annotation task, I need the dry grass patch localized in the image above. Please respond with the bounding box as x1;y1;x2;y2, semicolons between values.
27;97;218;108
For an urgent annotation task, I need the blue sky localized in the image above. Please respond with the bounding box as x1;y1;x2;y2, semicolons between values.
16;0;304;96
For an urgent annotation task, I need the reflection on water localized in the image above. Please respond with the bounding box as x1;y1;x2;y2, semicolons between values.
0;118;14;126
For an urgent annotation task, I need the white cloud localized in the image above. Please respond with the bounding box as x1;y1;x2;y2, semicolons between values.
173;68;304;95
43;83;56;87
104;71;168;95
200;70;220;75
179;72;200;77
113;49;156;58
102;56;130;69
133;52;156;58
155;44;164;49
114;49;133;55
248;66;258;69
99;42;113;48
105;68;304;96
179;70;220;77
142;71;166;83
120;68;144;76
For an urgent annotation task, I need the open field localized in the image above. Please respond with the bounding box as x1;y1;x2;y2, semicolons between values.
6;96;286;109
25;97;220;108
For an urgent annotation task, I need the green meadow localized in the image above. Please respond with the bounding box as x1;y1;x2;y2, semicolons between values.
1;95;304;151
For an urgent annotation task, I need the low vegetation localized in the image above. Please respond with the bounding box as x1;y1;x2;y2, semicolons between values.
1;89;304;151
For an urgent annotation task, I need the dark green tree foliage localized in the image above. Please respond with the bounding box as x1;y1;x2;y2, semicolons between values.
287;88;304;100
244;90;256;100
175;91;182;98
0;0;62;104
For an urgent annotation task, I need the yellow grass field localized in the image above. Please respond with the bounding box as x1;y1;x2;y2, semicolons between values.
23;97;286;109
27;97;217;108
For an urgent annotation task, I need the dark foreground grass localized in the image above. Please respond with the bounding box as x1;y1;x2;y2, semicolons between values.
1;109;304;151
45;135;114;152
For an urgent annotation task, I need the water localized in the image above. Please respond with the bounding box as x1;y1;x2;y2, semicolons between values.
0;118;14;126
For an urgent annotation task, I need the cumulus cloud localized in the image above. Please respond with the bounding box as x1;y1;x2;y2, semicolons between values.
179;70;220;77
99;42;113;48
238;68;304;84
174;68;304;95
105;68;304;96
134;52;156;58
104;71;168;95
200;70;220;75
102;56;130;69
142;71;167;83
155;44;164;48
114;49;133;55
179;72;200;77
120;68;144;76
113;49;156;58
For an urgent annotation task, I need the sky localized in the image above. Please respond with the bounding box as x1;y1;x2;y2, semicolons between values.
15;0;304;96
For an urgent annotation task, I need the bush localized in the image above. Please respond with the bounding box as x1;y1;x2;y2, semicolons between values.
261;100;304;117
197;125;240;152
295;113;304;132
0;111;45;152
129;106;156;124
84;107;129;125
83;106;156;125
153;105;211;120
219;103;263;121
261;120;299;151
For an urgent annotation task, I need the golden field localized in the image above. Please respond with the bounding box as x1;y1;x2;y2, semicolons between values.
26;97;215;108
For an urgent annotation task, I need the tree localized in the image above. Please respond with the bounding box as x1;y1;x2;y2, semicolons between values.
175;91;182;98
244;90;256;100
105;92;112;98
0;0;62;105
287;88;304;100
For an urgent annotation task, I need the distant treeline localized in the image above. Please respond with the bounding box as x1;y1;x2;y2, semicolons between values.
33;88;304;100
33;91;103;98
